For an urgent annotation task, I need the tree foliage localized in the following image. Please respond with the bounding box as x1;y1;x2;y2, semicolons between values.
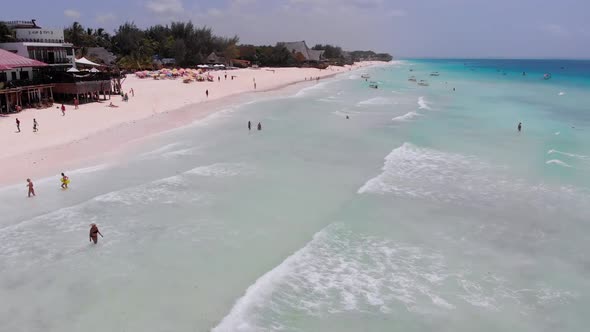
60;20;391;69
0;22;15;43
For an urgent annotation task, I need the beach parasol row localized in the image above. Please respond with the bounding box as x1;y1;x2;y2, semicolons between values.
134;68;217;82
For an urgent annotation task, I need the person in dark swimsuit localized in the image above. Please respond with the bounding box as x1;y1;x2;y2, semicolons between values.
257;122;262;131
518;122;522;132
89;224;103;244
248;121;251;131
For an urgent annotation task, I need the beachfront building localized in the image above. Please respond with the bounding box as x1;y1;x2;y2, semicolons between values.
0;20;75;71
206;52;228;65
280;41;325;63
0;48;54;113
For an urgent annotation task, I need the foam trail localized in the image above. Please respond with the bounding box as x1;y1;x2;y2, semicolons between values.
212;227;333;332
418;96;431;110
558;92;566;96
547;149;590;161
357;97;392;106
393;111;421;122
546;159;573;168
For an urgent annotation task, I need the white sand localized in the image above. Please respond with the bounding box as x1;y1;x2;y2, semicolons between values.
0;62;381;185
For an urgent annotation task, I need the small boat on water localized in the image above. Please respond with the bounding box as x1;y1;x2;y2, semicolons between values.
430;72;440;76
544;73;552;80
361;74;370;79
408;76;417;82
369;84;378;89
418;80;429;86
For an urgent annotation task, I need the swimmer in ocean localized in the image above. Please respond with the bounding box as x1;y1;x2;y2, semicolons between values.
89;224;103;244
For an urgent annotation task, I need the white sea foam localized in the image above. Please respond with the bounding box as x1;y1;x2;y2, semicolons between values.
139;142;184;158
213;225;456;331
547;149;590;161
357;97;392;107
558;91;566;96
546;159;572;168
555;132;561;135
392;111;421;122
185;163;249;177
417;96;431;110
68;163;110;175
358;143;584;208
213;224;575;331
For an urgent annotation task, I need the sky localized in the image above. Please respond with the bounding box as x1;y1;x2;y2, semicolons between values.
2;0;589;59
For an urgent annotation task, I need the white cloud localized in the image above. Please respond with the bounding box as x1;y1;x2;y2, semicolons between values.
64;9;81;19
387;9;407;17
146;0;184;14
540;24;569;37
95;13;116;24
209;8;224;17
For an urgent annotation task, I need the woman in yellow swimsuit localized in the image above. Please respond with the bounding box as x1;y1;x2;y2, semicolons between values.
61;172;70;189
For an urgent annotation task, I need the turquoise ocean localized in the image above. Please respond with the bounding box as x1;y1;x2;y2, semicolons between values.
1;59;589;331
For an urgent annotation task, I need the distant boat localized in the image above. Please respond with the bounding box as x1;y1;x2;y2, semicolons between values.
408;76;417;82
369;84;378;89
361;74;370;79
544;73;552;80
418;80;429;86
430;72;440;76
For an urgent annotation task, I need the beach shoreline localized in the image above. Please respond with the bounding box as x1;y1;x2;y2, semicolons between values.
0;61;385;186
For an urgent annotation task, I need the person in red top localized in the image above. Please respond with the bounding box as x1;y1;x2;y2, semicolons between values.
16;118;20;133
74;98;79;109
61;104;66;116
26;178;35;197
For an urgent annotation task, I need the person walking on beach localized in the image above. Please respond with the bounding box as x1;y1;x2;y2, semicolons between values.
16;118;20;133
130;88;134;97
218;76;221;82
518;122;522;132
254;82;257;90
257;122;262;131
248;121;251;131
61;104;66;116
89;223;103;244
74;98;79;109
33;118;38;132
60;173;69;189
26;178;35;197
224;74;227;80
206;89;209;98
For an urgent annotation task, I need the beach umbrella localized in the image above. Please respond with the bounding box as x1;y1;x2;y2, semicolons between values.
90;67;100;73
67;67;79;72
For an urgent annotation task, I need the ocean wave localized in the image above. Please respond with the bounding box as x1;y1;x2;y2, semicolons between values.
392;111;421;122
212;224;456;331
357;97;392;106
358;143;584;208
213;224;576;331
418;96;431;110
546;159;572;168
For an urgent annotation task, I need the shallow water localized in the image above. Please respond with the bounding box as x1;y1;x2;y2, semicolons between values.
1;60;589;331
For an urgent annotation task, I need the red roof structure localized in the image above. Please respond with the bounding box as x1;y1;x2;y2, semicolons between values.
0;48;48;70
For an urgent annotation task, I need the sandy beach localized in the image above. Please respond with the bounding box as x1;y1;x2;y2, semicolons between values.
0;62;380;186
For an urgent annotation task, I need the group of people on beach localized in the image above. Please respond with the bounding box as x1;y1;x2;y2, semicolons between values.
25;174;104;244
15;118;38;133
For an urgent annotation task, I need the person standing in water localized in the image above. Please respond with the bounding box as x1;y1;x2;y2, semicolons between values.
16;118;20;133
248;121;251;131
26;178;35;197
518;122;522;132
60;173;69;189
89;224;103;244
257;122;262;131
